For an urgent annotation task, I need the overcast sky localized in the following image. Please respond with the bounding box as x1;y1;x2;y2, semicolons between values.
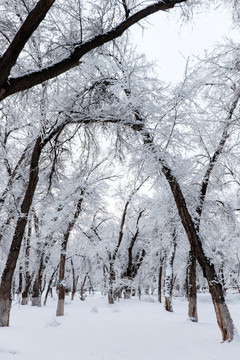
132;4;239;83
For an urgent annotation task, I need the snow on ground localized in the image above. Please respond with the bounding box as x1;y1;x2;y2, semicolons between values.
1;292;240;360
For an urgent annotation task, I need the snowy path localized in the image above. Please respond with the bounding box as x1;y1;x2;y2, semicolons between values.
1;293;240;360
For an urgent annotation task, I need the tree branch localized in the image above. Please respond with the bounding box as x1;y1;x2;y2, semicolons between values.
196;91;240;220
0;0;186;100
0;0;55;91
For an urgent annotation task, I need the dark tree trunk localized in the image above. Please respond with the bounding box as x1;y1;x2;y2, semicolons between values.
187;250;198;322
0;137;41;327
17;267;23;296
21;221;32;305
164;232;177;312
158;257;164;303
123;288;131;299
108;262;115;304
71;259;77;301
44;268;58;306
87;275;94;294
219;264;226;293
21;274;32;305
80;274;87;301
31;274;42;307
56;253;66;316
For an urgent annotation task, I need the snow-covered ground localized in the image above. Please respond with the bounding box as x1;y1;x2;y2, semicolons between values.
1;293;240;360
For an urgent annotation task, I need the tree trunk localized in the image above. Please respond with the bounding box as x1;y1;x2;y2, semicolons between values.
21;221;32;305
56;253;66;316
0;137;41;326
80;274;87;301
123;287;131;299
164;233;177;312
56;195;83;316
87;275;94;294
44;268;58;306
187;250;198;322
31;245;50;307
219;264;226;293
31;274;41;307
21;276;32;305
17;267;23;296
108;262;115;304
158;257;164;303
71;259;77;301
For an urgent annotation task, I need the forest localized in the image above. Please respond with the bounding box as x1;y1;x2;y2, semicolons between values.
0;0;240;353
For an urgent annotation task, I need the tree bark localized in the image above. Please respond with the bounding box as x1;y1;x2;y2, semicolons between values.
31;274;42;307
17;267;23;296
80;274;87;301
21;276;32;305
108;261;115;305
158;257;164;303
71;259;77;301
187;250;198;322
56;253;66;316
21;220;32;305
164;232;177;312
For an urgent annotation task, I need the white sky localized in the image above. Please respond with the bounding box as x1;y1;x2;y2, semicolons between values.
132;4;240;83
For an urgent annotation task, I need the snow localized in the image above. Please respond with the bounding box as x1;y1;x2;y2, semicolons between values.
1;293;240;359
